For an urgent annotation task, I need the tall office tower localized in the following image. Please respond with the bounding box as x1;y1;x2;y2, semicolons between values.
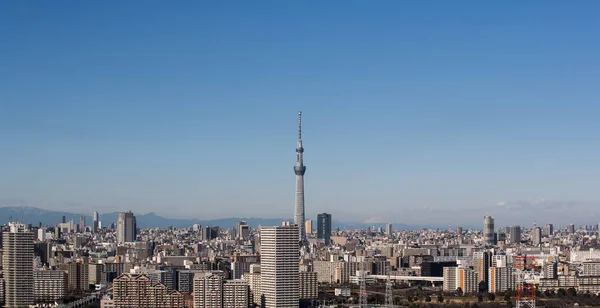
305;220;313;235
568;223;575;234
79;216;86;233
92;211;99;233
544;223;554;237
235;221;247;239
116;211;137;244
483;216;495;245
261;223;300;308
532;227;542;246
510;225;521;245
34;270;68;303
473;251;492;292
3;222;34;307
294;111;307;243
237;222;250;240
386;224;393;236
61;216;66;224
457;226;463;235
317;213;332;245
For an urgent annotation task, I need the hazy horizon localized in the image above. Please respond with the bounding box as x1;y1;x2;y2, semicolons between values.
2;2;600;227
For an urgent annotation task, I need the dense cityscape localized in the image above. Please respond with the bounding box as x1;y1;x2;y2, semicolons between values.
3;2;600;308
1;113;599;308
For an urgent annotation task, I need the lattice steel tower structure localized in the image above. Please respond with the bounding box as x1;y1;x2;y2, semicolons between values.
359;260;367;308
385;263;393;308
515;255;536;308
294;111;307;243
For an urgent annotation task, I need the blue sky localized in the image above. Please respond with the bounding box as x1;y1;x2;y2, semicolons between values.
1;1;600;226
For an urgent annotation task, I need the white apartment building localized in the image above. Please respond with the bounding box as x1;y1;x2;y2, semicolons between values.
260;224;299;308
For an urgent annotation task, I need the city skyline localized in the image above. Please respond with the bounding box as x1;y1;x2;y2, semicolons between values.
2;2;600;224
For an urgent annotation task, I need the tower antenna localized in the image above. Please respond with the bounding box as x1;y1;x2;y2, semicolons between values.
298;111;302;140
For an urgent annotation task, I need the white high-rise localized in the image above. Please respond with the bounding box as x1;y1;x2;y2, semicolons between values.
261;223;299;308
4;222;34;308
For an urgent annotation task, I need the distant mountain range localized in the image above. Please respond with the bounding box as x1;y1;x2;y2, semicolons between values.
0;206;446;230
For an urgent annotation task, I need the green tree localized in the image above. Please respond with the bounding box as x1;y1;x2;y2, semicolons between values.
504;292;511;302
425;295;431;302
567;287;577;297
487;293;496;301
557;288;566;297
437;294;444;303
477;294;484;302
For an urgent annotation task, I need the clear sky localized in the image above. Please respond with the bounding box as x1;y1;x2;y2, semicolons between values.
1;1;600;227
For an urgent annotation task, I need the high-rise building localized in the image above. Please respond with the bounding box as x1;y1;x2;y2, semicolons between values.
116;211;137;244
443;267;479;294
299;271;318;300
223;280;249;308
261;223;300;308
65;262;89;294
243;264;262;306
509;225;521;245
193;272;249;308
488;266;514;293
89;263;103;286
305;220;313;235
79;216;86;233
34;270;68;303
202;226;219;242
386;224;393;236
473;251;492;292
235;221;249;240
317;213;332;245
231;255;259;279
193;273;223;308
568;223;575;234
113;273;184;308
483;216;495;245
532;227;542;246
544;224;554;237
37;227;46;242
3;222;34;307
294;111;307;243
238;223;249;241
92;211;99;233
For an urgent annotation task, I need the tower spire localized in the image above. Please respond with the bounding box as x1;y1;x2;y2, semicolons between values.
294;111;307;244
298;111;302;140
